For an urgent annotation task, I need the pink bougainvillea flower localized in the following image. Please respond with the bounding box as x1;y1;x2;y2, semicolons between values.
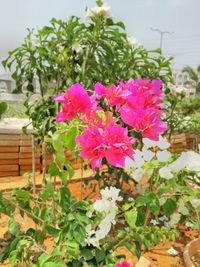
76;120;135;170
115;260;135;267
120;108;167;141
94;82;107;99
76;125;104;170
54;83;91;122
81;94;102;125
121;78;164;110
103;122;135;168
94;82;131;107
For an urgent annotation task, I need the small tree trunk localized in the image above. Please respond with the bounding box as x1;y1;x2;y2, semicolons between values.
42;142;47;185
32;135;36;195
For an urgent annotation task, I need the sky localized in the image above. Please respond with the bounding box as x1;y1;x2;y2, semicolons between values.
0;0;200;75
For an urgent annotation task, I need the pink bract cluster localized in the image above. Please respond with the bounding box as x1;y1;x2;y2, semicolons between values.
115;261;135;267
54;79;167;170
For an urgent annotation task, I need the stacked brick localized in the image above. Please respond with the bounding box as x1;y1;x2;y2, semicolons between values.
0;134;20;177
170;132;200;153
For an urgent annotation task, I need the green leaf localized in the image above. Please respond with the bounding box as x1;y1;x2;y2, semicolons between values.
136;207;146;226
43;262;66;267
0;102;8;119
125;209;137;228
63;127;78;150
73;225;86;245
122;203;132;211
115;21;125;30
48;161;60;176
81;248;93;261
8;218;20;236
95;249;105;263
163;198;177;217
148;196;160;217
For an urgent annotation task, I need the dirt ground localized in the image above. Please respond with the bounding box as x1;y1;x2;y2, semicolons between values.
0;173;198;267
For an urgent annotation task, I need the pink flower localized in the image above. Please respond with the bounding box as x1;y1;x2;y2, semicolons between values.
54;83;91;122
76;125;104;170
103;122;135;168
76;120;135;170
115;261;135;267
120;108;167;141
94;82;107;99
94;82;131;107
121;79;164;110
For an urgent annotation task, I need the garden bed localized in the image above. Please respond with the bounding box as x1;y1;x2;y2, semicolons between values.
0;173;198;267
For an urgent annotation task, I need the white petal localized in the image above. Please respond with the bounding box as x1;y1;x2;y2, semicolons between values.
186;151;200;172
131;168;146;182
157;135;170;150
159;166;173;179
156;150;171;162
143;138;157;148
167;247;179;256
142;149;155;161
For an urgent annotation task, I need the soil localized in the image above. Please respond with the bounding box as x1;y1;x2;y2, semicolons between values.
192;251;200;266
0;173;199;267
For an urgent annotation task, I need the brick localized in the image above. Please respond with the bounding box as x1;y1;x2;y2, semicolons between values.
0;159;18;165
0;153;18;159
0;165;18;171
19;152;40;159
0;134;20;140
0;140;20;146
19;140;32;146
20;146;39;153
19;158;40;165
0;146;19;153
20;134;32;140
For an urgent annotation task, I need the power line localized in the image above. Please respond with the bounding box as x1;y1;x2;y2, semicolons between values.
150;27;174;49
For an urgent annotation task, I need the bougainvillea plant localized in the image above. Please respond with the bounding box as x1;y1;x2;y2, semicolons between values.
1;1;200;267
54;79;167;171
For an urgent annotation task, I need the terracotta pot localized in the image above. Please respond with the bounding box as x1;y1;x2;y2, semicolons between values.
183;238;200;267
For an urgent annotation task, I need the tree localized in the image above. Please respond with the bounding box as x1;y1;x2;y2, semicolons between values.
182;65;200;95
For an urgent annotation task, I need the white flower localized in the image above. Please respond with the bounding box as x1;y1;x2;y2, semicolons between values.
159;215;168;222
156;150;171;162
127;36;139;47
150;219;159;226
125;150;144;169
86;224;95;237
131;168;147;182
93;199;116;213
167;247;179;256
125;136;171;173
160;151;200;179
178;199;189;215
169;213;181;227
143;135;170;150
185;151;200;172
142;147;155;161
72;43;83;54
86;4;112;20
86;211;117;247
100;186;123;202
190;198;200;209
159;166;173;179
128;197;134;202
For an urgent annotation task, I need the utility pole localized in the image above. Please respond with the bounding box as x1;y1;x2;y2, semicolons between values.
150;27;173;50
